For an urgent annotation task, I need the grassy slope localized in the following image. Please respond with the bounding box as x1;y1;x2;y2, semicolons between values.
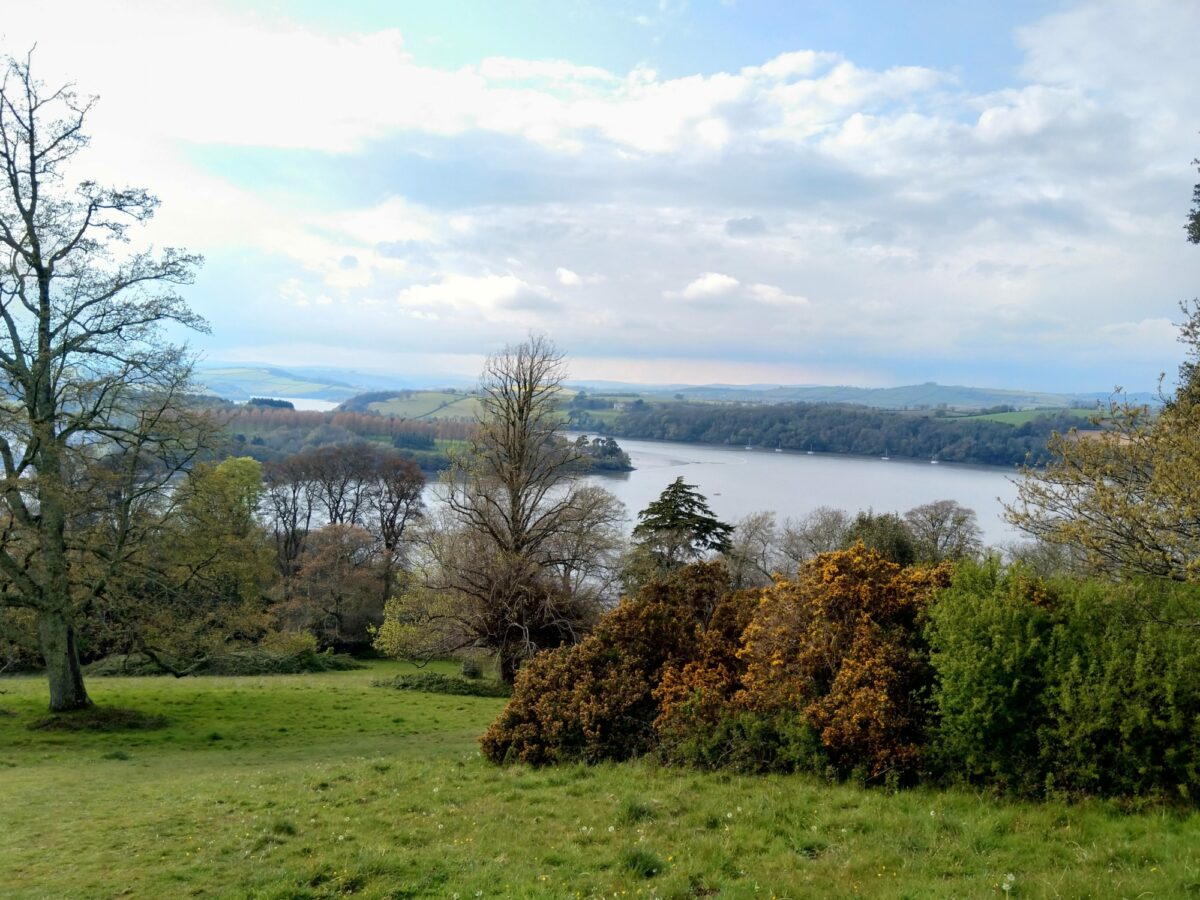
966;407;1099;426
2;664;1197;898
368;392;484;420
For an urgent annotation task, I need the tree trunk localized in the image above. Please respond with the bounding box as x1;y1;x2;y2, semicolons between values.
38;608;91;711
498;647;523;685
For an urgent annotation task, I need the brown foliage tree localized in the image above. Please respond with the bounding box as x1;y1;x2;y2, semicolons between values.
278;524;383;649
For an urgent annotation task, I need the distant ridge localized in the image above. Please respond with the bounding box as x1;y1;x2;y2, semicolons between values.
194;363;1158;412
571;380;1160;412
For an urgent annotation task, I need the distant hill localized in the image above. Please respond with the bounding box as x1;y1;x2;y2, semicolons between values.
196;366;363;402
199;363;1159;413
628;382;1160;412
196;363;476;402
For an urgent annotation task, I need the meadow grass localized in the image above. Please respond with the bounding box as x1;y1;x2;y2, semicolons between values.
2;662;1198;898
966;407;1098;426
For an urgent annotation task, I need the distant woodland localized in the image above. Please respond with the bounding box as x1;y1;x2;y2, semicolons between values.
221;404;632;472
574;401;1099;467
219;392;1100;471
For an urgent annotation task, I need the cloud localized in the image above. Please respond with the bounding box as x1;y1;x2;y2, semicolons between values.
5;0;1195;391
679;272;740;299
394;273;553;320
746;284;808;306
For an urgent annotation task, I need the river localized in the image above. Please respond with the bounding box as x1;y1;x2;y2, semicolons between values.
580;436;1024;549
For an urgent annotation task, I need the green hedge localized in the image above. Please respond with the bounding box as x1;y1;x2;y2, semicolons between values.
926;561;1200;799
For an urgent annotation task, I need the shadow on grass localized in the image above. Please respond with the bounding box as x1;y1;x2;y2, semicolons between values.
27;707;169;732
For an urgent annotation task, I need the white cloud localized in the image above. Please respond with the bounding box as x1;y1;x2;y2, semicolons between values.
680;272;740;299
395;273;553;320
747;284;808;306
3;0;1195;390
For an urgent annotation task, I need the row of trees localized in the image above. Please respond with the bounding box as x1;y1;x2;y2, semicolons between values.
598;398;1092;467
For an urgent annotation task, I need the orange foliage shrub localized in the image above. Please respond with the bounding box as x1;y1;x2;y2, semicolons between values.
652;588;759;765
736;545;951;778
654;544;950;778
479;563;730;765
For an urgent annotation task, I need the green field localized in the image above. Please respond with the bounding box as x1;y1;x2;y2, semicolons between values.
967;407;1100;426
368;391;485;420
198;368;359;402
2;663;1197;898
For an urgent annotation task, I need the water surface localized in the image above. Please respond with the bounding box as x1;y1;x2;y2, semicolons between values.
583;437;1023;548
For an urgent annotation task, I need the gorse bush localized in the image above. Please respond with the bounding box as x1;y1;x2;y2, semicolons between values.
657;545;951;779
481;548;1200;801
480;563;730;765
926;561;1200;799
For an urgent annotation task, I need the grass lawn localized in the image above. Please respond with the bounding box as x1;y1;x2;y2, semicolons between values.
2;662;1198;898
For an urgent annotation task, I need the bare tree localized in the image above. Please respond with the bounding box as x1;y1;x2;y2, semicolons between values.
724;510;780;588
778;506;851;569
264;453;318;585
904;499;982;563
375;336;625;682
365;454;424;601
0;52;210;709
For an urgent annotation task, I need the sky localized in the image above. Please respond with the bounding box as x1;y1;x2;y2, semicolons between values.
4;0;1199;391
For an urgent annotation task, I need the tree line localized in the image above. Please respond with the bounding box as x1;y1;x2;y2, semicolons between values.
586;400;1093;467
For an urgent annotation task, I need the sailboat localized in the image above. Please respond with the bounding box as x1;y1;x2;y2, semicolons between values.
930;455;940;465
881;446;890;461
806;442;814;456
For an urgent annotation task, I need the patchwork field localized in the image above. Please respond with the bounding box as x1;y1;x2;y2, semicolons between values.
2;663;1198;898
367;391;485;421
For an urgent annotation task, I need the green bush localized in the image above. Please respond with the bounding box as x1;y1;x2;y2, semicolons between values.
659;707;826;774
927;561;1200;799
373;672;510;698
1038;579;1200;799
924;559;1055;793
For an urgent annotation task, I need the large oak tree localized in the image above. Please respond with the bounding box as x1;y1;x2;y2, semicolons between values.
0;52;208;709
